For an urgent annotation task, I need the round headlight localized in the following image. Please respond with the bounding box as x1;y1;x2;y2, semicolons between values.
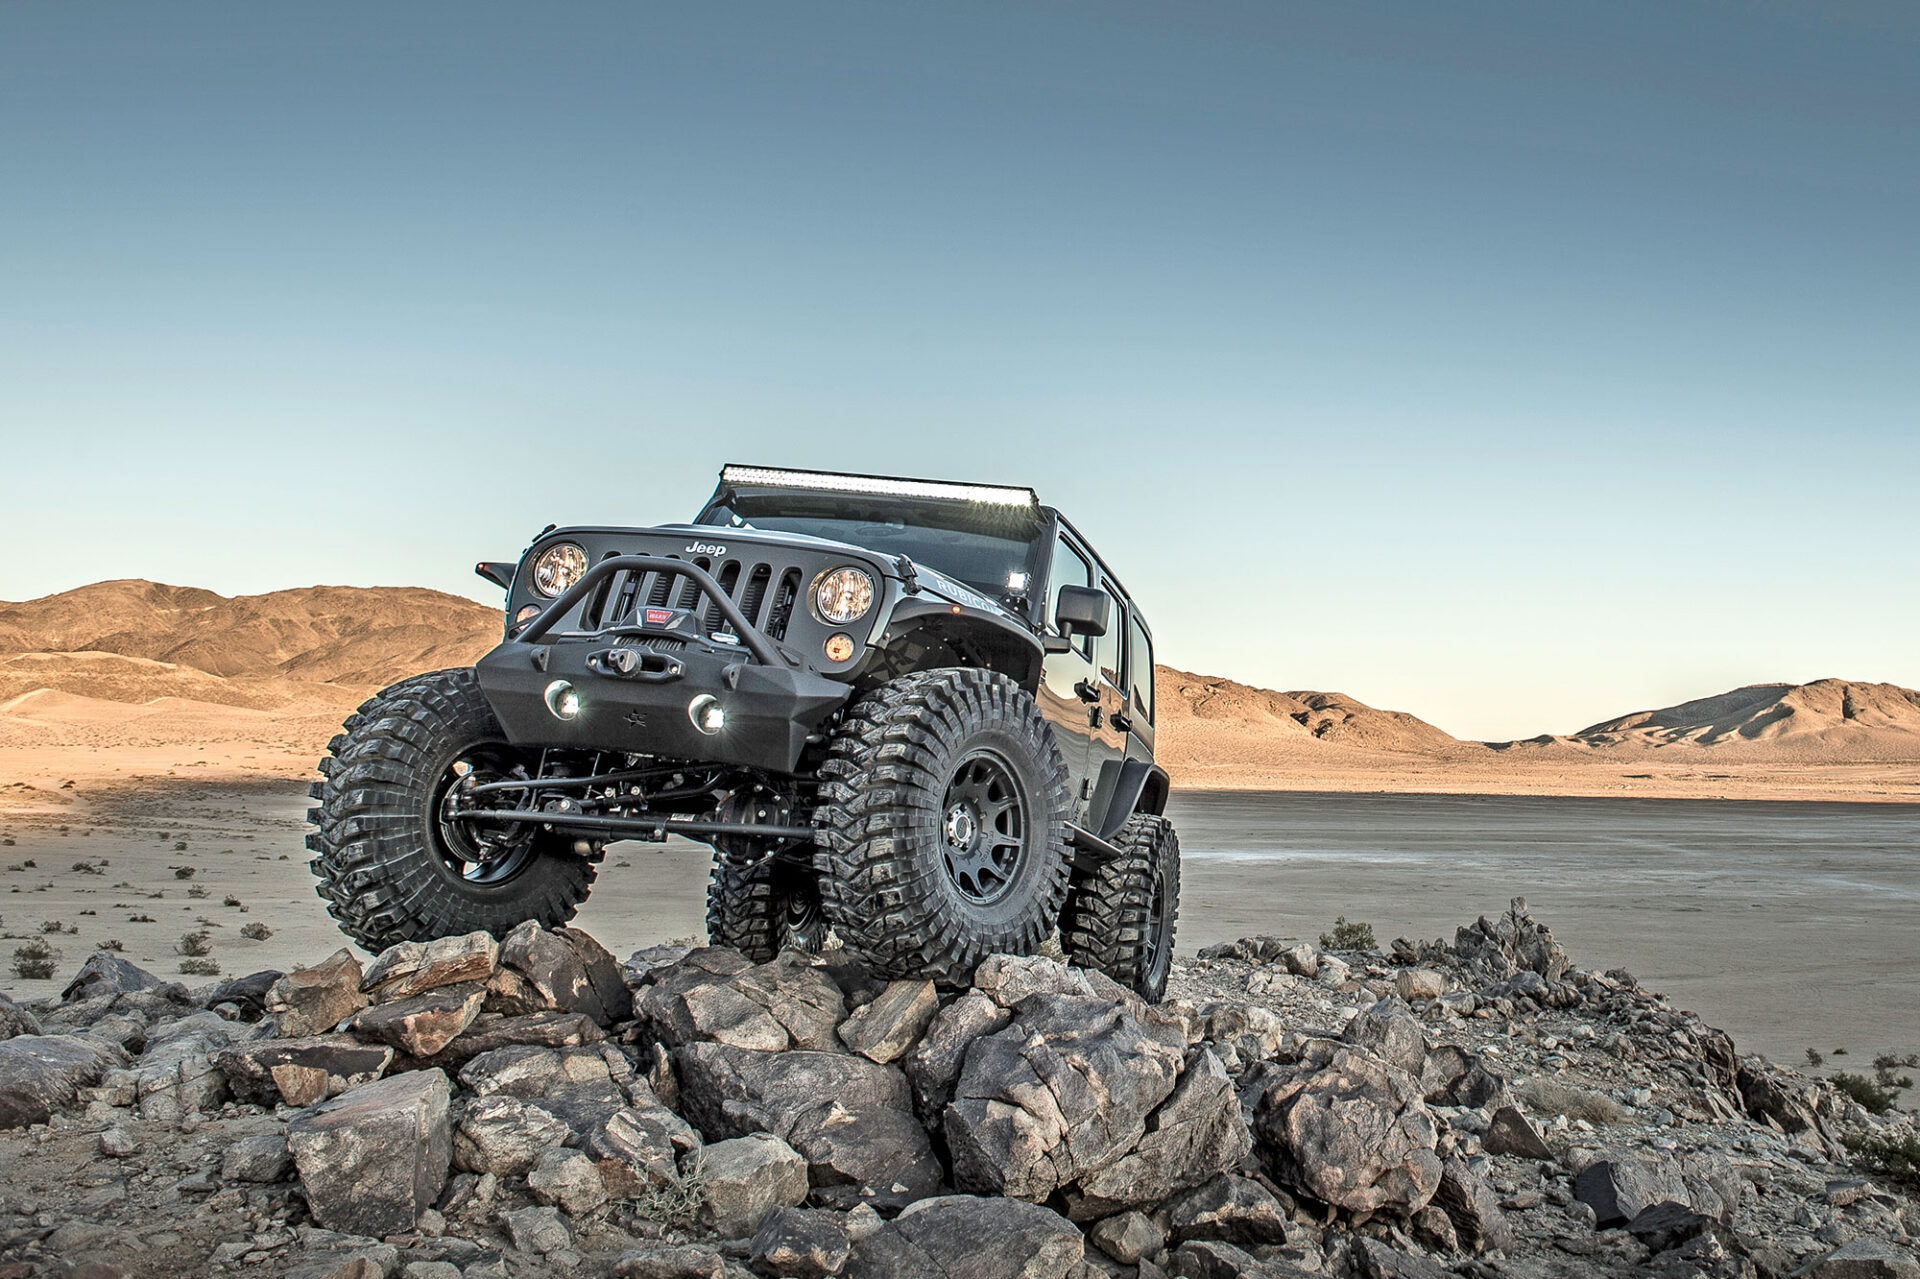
531;543;588;597
812;567;874;624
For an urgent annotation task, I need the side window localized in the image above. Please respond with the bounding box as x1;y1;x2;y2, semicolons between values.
1093;579;1123;688
1049;537;1094;657
1128;614;1154;723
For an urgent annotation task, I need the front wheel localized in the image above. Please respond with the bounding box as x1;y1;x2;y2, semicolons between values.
306;668;597;952
812;668;1073;984
1060;813;1181;1002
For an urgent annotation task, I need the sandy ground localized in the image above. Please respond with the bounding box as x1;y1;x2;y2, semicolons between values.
4;773;1915;1083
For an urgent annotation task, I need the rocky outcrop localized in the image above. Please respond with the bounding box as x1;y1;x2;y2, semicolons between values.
3;909;1917;1279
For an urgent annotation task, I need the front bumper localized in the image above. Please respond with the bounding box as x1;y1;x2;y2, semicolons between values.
475;554;854;774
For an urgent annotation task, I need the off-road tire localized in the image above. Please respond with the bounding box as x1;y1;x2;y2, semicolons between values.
306;667;597;952
1060;812;1180;1002
705;853;826;962
813;668;1072;984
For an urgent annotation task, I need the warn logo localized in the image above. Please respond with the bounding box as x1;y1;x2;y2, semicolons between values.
684;541;727;556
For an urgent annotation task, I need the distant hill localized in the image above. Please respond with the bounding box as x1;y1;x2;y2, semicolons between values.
3;581;1916;772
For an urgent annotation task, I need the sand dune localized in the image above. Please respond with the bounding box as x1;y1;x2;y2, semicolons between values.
1;580;1915;801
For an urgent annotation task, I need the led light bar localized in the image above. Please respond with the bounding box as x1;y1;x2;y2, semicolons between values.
722;465;1037;507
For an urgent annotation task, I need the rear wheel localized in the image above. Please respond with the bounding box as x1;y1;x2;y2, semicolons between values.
705;791;825;961
306;667;597;952
812;668;1072;984
1060;813;1180;1002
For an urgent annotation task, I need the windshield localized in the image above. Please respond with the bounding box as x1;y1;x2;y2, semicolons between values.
703;494;1039;595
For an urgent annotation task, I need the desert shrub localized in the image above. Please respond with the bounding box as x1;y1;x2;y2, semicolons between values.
71;861;103;875
1843;1132;1920;1192
178;957;220;977
127;913;155;923
239;922;272;941
1829;1071;1900;1115
1806;1048;1825;1067
101;939;124;951
1872;1054;1918;1093
40;919;71;934
1517;1077;1625;1126
1320;916;1378;951
172;865;195;880
627;1160;707;1232
177;931;212;957
11;937;58;980
173;841;188;852
186;885;209;899
223;895;242;908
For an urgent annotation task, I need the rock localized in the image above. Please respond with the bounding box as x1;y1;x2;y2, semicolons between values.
1573;1154;1693;1229
1162;1173;1289;1247
202;969;284;1021
1343;999;1427;1076
903;991;1010;1123
423;1010;605;1067
222;1131;293;1182
838;980;938;1063
698;1132;810;1238
1278;944;1319;978
1792;1239;1920;1278
586;1092;704;1195
944;993;1187;1201
98;1125;138;1157
1069;1047;1252;1218
971;953;1095;1006
785;1092;945;1211
1626;1200;1717;1253
0;992;43;1040
452;1095;573;1176
288;1069;453;1236
348;982;486;1057
502;1203;572;1255
527;1147;609;1217
622;943;698;988
1199;1003;1288;1069
497;921;631;1026
1166;1240;1310;1279
1088;1210;1164;1265
457;1042;627;1132
1431;1157;1512;1254
131;1010;240;1119
640;951;847;1053
266;950;368;1038
360;931;500;1002
61;952;170;1002
214;1034;394;1107
0;1034;128;1128
402;1264;462;1279
1394;970;1445;1002
1250;1038;1441;1216
1483;1104;1554;1159
1420;1044;1509;1109
847;1195;1084;1279
750;1206;853;1277
1350;1238;1453;1279
612;1245;727;1279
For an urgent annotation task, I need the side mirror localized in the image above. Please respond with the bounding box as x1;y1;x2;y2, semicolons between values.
1055;585;1111;638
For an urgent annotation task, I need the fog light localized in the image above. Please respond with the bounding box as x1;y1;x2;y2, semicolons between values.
514;604;541;626
688;694;725;735
824;632;855;663
544;679;580;720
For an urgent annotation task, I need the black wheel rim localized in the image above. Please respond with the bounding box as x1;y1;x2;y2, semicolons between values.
941;748;1029;905
782;884;824;944
432;745;541;886
1143;860;1174;993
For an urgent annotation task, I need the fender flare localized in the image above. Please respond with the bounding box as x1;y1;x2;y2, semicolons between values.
1096;759;1171;841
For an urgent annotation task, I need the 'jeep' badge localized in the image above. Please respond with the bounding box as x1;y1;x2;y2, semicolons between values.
684;541;726;556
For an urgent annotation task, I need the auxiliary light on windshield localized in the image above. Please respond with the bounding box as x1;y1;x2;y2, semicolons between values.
721;465;1037;507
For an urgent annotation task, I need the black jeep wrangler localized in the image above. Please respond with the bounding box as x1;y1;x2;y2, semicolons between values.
306;465;1180;998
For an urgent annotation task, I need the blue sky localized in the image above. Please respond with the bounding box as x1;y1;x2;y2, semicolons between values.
2;2;1914;740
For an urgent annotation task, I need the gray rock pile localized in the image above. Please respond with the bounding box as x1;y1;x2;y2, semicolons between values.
0;896;1911;1279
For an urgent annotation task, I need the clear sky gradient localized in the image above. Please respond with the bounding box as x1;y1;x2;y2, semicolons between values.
2;2;1914;740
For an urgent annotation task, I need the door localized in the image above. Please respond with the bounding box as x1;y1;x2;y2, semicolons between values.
1037;534;1099;821
1084;575;1131;820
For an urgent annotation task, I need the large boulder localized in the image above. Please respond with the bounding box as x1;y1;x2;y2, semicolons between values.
266;949;368;1038
586;1086;703;1197
423;1009;604;1068
639;950;847;1052
1419;1044;1509;1110
359;931;499;1002
698;1132;810;1238
0;992;41;1041
61;952;172;1002
215;1034;394;1107
0;1034;127;1128
1162;1173;1290;1247
846;1195;1084;1279
674;1042;941;1211
902;991;1010;1124
1250;1038;1442;1216
495;921;632;1026
942;993;1187;1202
348;982;486;1057
750;1206;854;1279
130;1010;239;1120
458;1043;628;1132
1068;1047;1253;1219
1431;1157;1512;1254
1343;999;1427;1077
838;980;938;1063
287;1069;452;1236
1573;1151;1735;1229
452;1095;574;1177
